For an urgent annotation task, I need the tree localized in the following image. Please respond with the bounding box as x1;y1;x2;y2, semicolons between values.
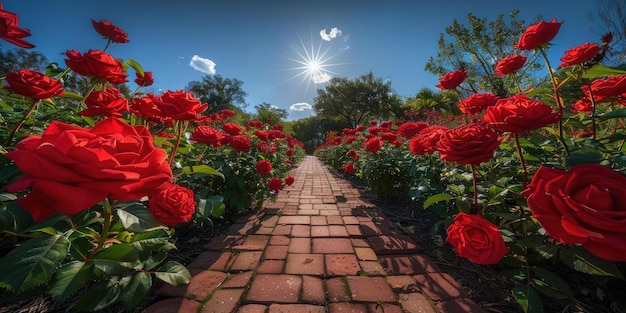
186;75;248;113
252;102;288;124
424;11;543;98
313;72;402;128
590;0;626;64
0;48;48;75
405;88;461;115
290;115;346;153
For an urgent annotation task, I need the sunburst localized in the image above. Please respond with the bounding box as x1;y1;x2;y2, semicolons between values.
281;32;348;96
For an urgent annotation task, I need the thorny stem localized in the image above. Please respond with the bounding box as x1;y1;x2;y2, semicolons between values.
96;198;112;249
587;82;598;140
514;133;529;190
169;120;186;167
538;47;570;154
471;164;479;215
7;99;40;145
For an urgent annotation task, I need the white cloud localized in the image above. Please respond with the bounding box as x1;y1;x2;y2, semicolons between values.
290;102;313;111
320;27;342;41
312;72;331;84
189;55;216;74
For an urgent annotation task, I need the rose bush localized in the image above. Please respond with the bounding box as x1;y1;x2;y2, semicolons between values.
0;9;304;311
315;16;626;313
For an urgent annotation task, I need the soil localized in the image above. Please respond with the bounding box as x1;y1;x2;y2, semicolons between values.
2;165;625;313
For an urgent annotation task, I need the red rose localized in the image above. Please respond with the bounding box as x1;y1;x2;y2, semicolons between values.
369;119;377;126
0;3;35;48
285;176;295;186
91;19;129;44
79;87;128;117
134;71;154;87
459;93;500;114
437;123;500;165
589;74;626;97
381;131;397;143
4;69;64;99
397;121;428;138
130;94;169;124
268;177;282;192
153;90;208;121
286;149;294;157
494;54;527;76
64;49;128;84
6;118;173;221
483;94;561;133
522;164;626;262
436;70;466;90
222;122;242;135
516;18;562;50
559;42;601;68
220;109;235;118
446;212;509;265
571;98;593;113
344;163;356;175
363;137;383;154
408;126;448;156
228;135;252;152
149;183;195;227
191;126;225;147
256;160;273;175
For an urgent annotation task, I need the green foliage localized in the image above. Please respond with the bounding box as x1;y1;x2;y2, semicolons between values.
314;72;403;128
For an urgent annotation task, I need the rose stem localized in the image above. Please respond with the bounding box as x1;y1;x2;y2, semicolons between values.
514;133;528;190
471;164;479;215
538;47;569;154
7;99;39;146
96;198;112;249
169;120;185;167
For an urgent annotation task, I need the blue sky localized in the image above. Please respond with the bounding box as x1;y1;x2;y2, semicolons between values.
2;0;602;120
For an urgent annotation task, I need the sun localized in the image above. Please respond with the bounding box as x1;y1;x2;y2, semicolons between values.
281;32;348;95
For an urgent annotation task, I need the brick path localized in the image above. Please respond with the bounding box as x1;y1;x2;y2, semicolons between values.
144;156;486;313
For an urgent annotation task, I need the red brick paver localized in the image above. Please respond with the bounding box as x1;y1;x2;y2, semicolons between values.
145;156;486;313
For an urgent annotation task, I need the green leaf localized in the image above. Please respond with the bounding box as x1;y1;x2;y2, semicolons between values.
424;193;454;209
612;155;626;167
582;64;626;78
89;258;131;276
92;243;138;262
120;271;152;310
516;235;545;248
73;279;121;311
559;246;624;279
126;59;144;76
49;261;94;301
0;202;33;233
563;147;603;169
116;204;162;232
513;285;543;313
531;266;573;299
153;261;191;286
0;234;70;292
58;91;84;101
596;108;626;119
182;164;224;178
201;196;225;218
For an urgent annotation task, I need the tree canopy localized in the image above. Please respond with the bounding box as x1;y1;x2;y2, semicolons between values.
424;11;544;97
252;102;288;124
186;74;248;113
313;72;402;128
